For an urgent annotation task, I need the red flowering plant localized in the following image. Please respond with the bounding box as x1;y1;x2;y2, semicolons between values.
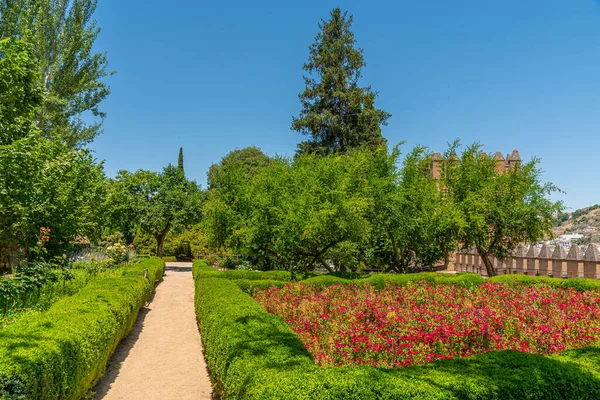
27;227;52;261
254;281;600;368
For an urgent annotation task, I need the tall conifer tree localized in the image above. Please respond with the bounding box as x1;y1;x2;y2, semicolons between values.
292;8;391;155
178;147;184;175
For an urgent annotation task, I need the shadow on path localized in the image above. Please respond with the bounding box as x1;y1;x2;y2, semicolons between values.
93;283;161;398
166;266;193;272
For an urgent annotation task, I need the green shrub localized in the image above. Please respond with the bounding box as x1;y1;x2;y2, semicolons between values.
192;260;221;280
0;257;165;400
194;273;600;399
300;275;354;286
363;272;484;290
217;256;238;270
222;270;292;282
162;256;177;262
489;274;600;291
235;279;287;295
298;272;483;290
192;260;293;282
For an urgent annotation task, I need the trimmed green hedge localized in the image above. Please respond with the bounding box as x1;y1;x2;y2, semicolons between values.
192;261;483;289
193;260;600;399
362;272;484;289
192;261;293;282
489;274;600;291
162;256;178;262
234;279;287;295
0;257;165;400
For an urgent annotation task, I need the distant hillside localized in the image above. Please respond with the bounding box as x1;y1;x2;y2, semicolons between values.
554;205;600;244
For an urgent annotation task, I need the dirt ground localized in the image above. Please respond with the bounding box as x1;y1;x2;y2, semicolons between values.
93;262;213;400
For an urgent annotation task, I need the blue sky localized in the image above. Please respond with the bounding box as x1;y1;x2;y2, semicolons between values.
90;0;600;210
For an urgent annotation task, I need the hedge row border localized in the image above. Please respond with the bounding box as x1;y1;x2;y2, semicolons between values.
0;257;166;400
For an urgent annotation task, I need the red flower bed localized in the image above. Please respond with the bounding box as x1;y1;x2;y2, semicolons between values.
254;281;600;368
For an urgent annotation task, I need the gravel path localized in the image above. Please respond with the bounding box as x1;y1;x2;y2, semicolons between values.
94;262;213;400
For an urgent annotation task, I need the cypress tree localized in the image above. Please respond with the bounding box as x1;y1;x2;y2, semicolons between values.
178;147;184;175
292;8;391;155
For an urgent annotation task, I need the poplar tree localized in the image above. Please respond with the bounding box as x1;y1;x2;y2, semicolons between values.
292;8;391;155
0;0;113;147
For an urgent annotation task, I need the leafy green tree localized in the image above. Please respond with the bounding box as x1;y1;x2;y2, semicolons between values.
207;146;271;189
0;0;113;147
1;35;105;265
441;143;562;276
0;134;106;263
367;146;461;272
292;8;390;155
203;147;271;252
109;166;204;257
225;151;379;273
105;169;157;244
204;145;462;274
0;36;42;145
388;148;442;271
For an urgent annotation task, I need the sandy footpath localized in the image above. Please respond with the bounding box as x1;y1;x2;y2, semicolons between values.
94;262;213;400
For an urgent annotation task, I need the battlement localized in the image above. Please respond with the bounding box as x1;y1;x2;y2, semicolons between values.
430;149;521;179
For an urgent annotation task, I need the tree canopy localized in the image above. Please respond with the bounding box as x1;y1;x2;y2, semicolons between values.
0;37;42;145
0;134;106;261
203;145;458;272
207;146;271;190
107;165;204;257
440;143;562;276
0;0;113;147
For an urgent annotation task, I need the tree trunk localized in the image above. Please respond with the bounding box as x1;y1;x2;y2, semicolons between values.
316;255;334;273
155;234;165;257
265;248;290;270
386;229;401;272
154;217;173;258
443;251;450;270
477;248;496;277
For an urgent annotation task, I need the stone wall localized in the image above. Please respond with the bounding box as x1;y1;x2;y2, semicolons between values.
452;244;600;279
430;149;521;179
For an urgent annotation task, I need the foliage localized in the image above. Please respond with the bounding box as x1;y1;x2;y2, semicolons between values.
372;147;464;272
292;8;390;155
256;281;600;368
488;274;600;292
440;142;562;276
572;205;600;220
106;165;204;257
178;147;184;174
0;261;71;318
0;134;106;263
203;146;271;252
0;24;109;268
0;0;114;147
105;169;158;244
132;230;156;256
0;37;42;146
70;257;117;276
204;146;460;273
207;146;272;190
193;264;600;399
234;279;287;296
192;261;293;282
133;226;208;257
104;242;134;265
0;257;165;399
